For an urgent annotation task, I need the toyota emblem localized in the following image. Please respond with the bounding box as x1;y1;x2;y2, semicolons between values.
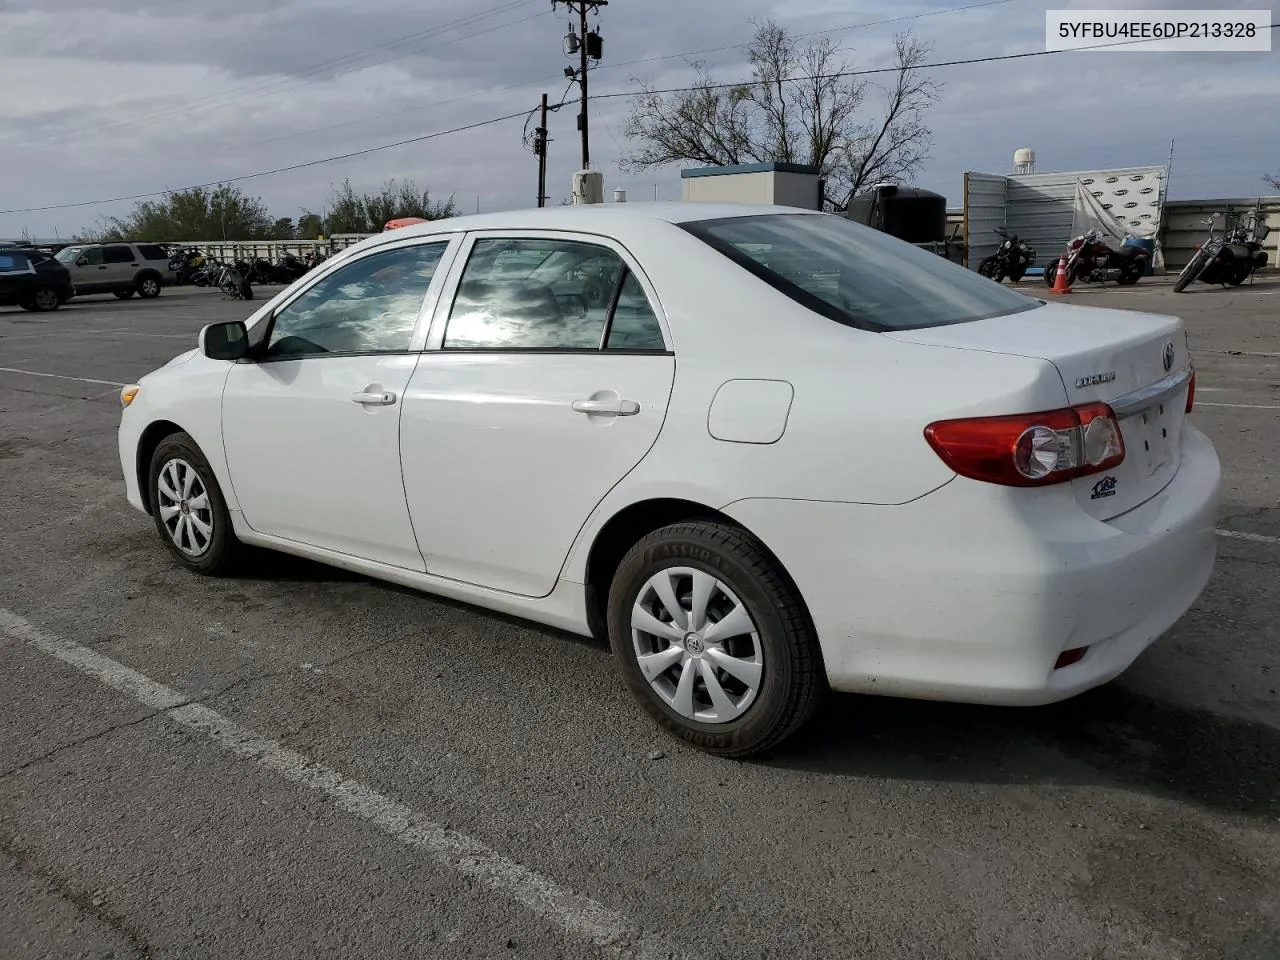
1161;342;1175;372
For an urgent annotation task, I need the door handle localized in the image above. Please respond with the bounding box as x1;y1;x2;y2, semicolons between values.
572;397;640;417
352;389;397;406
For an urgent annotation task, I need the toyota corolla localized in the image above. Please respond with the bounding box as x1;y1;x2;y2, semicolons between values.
117;204;1219;757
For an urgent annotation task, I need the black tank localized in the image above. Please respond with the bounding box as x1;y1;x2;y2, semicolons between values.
846;185;947;244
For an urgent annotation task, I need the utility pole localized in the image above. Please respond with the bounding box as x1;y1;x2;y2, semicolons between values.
553;0;606;170
534;93;550;207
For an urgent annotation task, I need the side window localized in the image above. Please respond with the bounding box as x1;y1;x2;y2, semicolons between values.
266;241;448;359
103;245;134;264
0;252;31;273
137;244;168;262
605;272;665;351
443;238;624;350
81;248;104;266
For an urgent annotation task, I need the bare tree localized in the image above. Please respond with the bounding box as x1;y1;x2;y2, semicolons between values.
1266;170;1280;191
621;22;941;210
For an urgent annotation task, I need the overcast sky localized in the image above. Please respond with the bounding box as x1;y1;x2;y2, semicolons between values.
0;0;1275;239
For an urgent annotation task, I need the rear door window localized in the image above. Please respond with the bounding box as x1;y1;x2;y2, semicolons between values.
137;244;169;262
103;245;135;264
443;237;667;352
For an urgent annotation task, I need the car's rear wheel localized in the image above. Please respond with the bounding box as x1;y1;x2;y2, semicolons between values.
608;521;824;758
114;289;135;299
136;275;161;299
148;432;242;575
26;287;62;312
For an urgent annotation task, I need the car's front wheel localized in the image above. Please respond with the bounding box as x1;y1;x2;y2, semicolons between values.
148;432;242;575
608;521;824;758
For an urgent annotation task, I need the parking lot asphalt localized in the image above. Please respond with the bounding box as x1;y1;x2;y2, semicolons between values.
1;277;1278;960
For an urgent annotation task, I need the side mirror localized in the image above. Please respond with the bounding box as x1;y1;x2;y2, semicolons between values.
75;256;88;266
199;320;249;361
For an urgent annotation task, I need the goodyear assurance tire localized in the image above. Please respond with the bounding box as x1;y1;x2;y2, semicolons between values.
148;432;242;575
608;521;824;758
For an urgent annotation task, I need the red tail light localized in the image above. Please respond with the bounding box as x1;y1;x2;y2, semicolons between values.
1185;368;1196;413
924;403;1125;487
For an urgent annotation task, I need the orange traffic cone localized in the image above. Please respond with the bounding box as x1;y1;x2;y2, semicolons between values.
1047;254;1072;294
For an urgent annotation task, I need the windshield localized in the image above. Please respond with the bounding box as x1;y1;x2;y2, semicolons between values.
54;246;84;263
681;213;1042;331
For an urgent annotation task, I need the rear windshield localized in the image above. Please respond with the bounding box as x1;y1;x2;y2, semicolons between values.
681;213;1041;331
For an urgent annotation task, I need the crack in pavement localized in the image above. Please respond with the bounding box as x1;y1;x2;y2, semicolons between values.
0;634;410;784
0;835;154;959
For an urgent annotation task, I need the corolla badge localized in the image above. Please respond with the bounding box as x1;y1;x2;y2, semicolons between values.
1075;371;1116;388
1162;342;1175;372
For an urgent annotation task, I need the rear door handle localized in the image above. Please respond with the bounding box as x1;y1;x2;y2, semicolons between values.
352;389;397;406
572;398;640;417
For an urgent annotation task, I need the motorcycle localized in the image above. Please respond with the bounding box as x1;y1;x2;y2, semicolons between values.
978;227;1036;283
1174;212;1270;293
215;262;254;301
169;246;206;285
1044;228;1149;287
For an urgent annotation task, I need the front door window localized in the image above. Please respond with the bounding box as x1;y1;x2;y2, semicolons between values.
266;242;450;359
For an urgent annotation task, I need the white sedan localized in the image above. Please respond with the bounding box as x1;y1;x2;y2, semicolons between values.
118;203;1220;757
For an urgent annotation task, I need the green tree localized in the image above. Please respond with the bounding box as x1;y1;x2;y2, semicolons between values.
303;178;456;234
296;212;325;239
91;185;275;242
272;216;296;238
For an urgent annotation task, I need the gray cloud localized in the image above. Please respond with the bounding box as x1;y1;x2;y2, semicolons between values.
1;0;1276;239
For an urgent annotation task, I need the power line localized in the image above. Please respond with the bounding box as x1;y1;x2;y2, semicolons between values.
6;25;1276;217
591;25;1280;102
0;112;533;215
18;0;544;147
68;0;1012;174
593;0;1012;76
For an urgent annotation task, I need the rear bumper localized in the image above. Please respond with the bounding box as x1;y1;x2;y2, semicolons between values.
723;424;1221;706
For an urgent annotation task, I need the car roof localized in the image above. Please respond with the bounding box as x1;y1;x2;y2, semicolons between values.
375;202;825;242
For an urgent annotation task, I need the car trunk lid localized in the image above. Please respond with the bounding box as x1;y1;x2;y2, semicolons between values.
886;300;1191;520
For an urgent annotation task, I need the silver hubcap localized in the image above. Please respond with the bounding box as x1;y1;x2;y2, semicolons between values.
142;280;158;295
156;458;213;556
631;567;763;724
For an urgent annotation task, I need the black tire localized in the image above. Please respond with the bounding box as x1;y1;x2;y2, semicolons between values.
136;274;162;299
147;432;242;575
607;521;824;758
114;289;135;300
978;256;1002;281
26;287;62;312
1116;263;1143;286
1173;254;1204;293
239;279;254;301
1225;262;1250;286
1043;261;1058;287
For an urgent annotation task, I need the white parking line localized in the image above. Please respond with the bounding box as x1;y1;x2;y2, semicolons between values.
1197;402;1280;410
0;367;125;387
1216;529;1280;546
0;608;684;960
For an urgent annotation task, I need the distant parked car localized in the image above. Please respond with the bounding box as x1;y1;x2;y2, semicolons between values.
0;247;75;311
54;242;175;300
